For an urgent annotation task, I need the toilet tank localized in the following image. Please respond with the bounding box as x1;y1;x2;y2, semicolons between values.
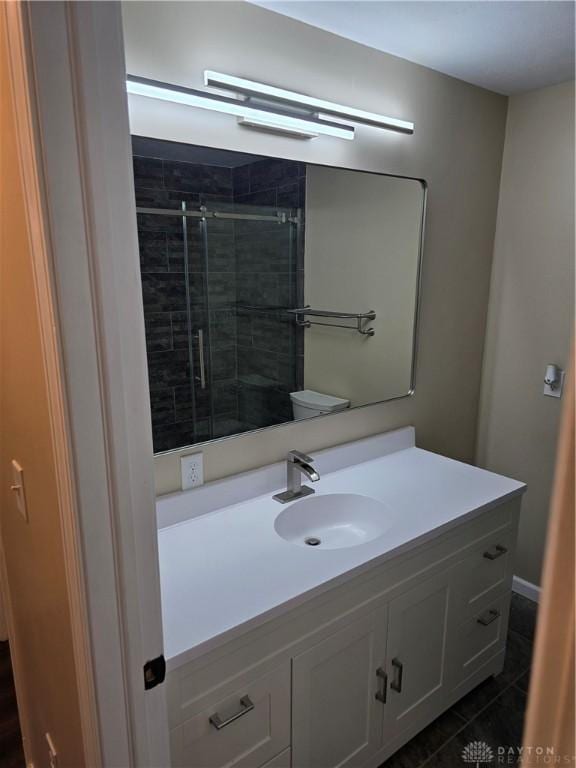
290;390;350;420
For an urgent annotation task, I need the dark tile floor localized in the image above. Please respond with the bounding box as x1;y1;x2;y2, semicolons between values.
0;595;538;768
0;642;24;768
381;593;538;767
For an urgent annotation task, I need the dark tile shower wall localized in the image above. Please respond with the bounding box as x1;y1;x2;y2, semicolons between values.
233;159;305;430
134;152;238;451
133;141;305;452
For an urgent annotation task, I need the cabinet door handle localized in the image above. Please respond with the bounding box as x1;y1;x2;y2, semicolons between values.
390;658;403;693
483;544;508;561
209;695;254;730
375;667;387;703
477;608;500;626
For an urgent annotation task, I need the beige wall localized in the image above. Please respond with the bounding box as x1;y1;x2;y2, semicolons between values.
122;1;508;495
477;81;575;586
0;15;84;767
303;167;423;404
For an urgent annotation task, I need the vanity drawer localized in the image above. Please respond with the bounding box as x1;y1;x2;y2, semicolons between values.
453;593;510;687
454;525;515;618
169;662;290;768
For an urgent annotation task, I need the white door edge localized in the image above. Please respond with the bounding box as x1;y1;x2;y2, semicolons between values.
22;1;169;764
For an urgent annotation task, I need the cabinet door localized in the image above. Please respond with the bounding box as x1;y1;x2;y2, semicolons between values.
383;569;453;743
292;610;387;768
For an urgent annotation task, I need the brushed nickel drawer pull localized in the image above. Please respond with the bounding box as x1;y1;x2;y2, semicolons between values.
375;667;387;703
477;608;500;626
209;695;254;730
390;658;403;693
483;544;508;561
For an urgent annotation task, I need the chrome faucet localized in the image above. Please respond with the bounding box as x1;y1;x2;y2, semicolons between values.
273;450;320;504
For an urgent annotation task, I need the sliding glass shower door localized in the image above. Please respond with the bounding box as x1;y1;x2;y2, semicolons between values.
198;201;301;441
138;200;301;453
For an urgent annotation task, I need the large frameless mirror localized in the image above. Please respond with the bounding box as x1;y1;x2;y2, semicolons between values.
132;137;426;453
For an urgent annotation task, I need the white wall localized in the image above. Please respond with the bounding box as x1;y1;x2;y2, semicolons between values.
477;81;575;586
121;1;508;495
304;167;423;404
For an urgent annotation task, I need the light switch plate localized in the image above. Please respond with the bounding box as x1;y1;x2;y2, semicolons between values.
181;453;204;490
11;459;28;521
46;733;58;768
543;370;565;398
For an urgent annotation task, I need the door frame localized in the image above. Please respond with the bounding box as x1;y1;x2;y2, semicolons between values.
1;3;102;764
4;2;169;764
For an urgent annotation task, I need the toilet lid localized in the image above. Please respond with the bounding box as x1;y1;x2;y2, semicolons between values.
290;389;350;411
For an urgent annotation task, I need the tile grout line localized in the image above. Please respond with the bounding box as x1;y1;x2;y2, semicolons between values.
418;712;473;768
418;665;532;768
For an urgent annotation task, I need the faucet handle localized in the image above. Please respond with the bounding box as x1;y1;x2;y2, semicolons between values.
288;449;314;464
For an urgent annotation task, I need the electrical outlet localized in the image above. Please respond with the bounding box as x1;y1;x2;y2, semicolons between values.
181;453;204;490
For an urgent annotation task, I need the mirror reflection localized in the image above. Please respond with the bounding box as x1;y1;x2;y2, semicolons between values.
132;137;425;453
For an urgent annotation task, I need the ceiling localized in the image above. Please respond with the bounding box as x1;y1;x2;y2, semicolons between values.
248;1;575;95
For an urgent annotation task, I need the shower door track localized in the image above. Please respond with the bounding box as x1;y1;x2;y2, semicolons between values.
136;206;299;224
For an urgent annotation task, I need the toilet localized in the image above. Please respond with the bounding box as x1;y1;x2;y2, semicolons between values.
290;389;351;420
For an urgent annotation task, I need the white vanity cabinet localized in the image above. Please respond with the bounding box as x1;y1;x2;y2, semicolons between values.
165;496;520;768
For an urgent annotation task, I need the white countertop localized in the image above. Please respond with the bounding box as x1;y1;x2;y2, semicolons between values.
157;429;525;670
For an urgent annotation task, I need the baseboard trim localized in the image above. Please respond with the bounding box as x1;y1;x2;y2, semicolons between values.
512;575;541;603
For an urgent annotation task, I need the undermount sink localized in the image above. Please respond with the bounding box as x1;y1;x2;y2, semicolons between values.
274;493;394;549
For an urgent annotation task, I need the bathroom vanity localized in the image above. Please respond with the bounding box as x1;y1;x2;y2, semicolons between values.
157;428;525;768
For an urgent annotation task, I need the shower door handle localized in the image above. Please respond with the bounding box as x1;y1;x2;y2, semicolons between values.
196;329;206;390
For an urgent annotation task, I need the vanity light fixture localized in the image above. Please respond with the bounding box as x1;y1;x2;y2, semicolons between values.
204;70;415;135
126;75;355;140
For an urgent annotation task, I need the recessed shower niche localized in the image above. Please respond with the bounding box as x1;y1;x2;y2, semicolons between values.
132;137;425;453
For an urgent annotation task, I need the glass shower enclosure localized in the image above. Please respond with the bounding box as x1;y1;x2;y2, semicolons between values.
137;198;302;453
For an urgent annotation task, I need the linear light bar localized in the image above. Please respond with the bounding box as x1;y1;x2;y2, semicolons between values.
126;75;355;140
237;116;318;139
204;70;414;135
